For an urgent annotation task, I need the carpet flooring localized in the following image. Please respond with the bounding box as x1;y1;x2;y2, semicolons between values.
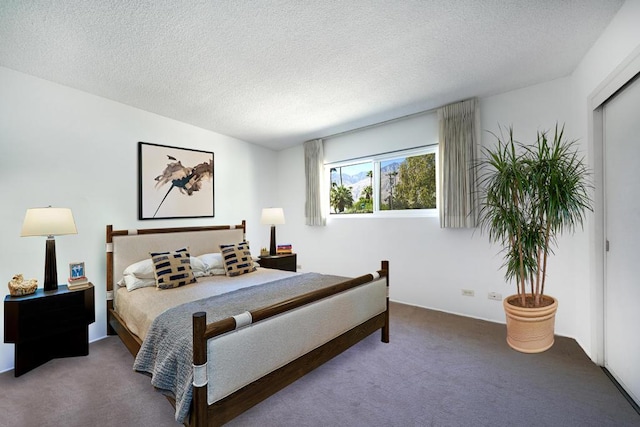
1;302;638;427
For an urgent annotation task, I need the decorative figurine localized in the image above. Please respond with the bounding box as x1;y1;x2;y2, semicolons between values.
8;274;38;296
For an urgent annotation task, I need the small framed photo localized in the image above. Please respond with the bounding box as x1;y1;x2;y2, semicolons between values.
69;262;86;281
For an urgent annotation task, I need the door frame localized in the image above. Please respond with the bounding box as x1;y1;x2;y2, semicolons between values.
588;45;640;365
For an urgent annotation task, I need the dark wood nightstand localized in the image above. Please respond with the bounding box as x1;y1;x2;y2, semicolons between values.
4;284;95;377
258;254;297;272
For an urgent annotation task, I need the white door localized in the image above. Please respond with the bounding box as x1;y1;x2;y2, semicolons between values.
603;74;640;405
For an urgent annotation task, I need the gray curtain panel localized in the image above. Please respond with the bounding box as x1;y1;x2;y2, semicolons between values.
438;98;478;228
304;139;326;226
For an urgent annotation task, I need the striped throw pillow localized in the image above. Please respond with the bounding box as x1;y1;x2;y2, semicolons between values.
150;247;196;289
220;242;256;277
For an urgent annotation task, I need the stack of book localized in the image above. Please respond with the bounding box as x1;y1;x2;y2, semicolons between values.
276;244;292;255
68;276;90;290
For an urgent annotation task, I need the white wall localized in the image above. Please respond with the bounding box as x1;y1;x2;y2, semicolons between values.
277;77;580;335
0;66;278;373
323;113;439;163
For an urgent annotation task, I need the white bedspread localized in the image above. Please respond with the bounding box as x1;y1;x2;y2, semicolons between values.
114;267;297;341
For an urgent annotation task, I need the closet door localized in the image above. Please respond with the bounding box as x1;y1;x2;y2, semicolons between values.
603;74;640;405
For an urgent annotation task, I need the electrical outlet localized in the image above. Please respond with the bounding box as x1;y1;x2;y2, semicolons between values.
461;289;474;297
297;264;302;270
488;292;502;301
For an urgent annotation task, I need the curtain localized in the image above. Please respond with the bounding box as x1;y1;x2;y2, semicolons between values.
438;98;478;228
304;139;326;226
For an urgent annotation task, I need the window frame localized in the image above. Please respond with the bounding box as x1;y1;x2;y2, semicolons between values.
325;145;438;218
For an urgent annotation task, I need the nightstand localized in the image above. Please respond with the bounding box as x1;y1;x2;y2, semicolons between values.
4;284;95;377
258;254;297;272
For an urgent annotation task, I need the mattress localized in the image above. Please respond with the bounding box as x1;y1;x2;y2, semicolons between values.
114;267;297;341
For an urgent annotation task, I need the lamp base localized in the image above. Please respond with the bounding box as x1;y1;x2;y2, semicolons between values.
269;225;277;256
44;237;58;291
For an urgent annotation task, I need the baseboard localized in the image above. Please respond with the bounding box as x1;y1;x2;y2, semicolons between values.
390;299;505;326
89;335;109;344
602;367;640;416
390;299;577;340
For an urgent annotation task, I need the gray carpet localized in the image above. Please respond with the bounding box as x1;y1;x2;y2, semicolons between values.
1;302;638;427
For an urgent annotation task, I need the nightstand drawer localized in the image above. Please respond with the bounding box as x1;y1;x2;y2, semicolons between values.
258;254;297;272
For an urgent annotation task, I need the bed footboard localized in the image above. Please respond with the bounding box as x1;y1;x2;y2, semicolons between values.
191;260;390;427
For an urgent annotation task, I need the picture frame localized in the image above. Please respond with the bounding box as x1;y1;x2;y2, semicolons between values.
138;142;215;220
69;262;86;281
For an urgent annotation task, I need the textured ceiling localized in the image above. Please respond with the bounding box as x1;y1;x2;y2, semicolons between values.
0;1;624;150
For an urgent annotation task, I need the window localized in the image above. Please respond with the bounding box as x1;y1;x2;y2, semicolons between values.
329;162;374;214
327;146;437;216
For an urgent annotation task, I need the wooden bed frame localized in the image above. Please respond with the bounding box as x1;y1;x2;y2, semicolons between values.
106;222;389;427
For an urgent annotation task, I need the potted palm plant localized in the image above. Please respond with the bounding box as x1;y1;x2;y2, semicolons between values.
477;124;592;353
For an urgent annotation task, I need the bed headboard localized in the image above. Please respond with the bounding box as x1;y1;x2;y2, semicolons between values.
106;221;246;297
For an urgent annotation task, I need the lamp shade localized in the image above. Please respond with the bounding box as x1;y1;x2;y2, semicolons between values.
21;207;77;237
260;208;285;225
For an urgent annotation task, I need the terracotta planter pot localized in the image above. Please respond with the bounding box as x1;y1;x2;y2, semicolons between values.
503;294;558;353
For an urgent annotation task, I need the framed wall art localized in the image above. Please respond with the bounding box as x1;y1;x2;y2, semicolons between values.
138;142;214;220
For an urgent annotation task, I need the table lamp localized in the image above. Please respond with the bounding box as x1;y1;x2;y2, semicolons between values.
260;208;285;256
21;206;77;291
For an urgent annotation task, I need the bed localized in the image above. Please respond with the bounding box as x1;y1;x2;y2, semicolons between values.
105;221;389;426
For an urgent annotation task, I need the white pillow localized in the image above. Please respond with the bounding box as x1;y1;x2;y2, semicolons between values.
123;275;156;292
123;256;206;277
120;256;207;291
190;256;207;273
197;253;223;270
196;252;250;276
123;258;155;279
123;267;208;292
193;270;209;278
205;268;227;276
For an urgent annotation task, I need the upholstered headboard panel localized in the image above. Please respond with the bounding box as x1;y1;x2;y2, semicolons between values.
106;222;246;293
